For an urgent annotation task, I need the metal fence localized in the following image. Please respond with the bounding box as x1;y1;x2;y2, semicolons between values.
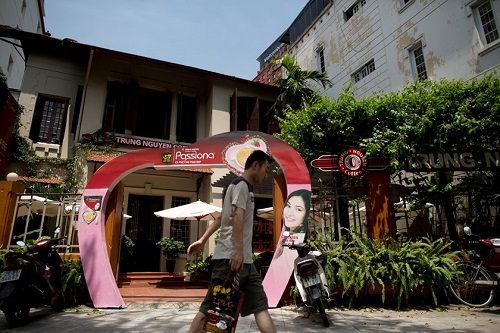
7;193;81;254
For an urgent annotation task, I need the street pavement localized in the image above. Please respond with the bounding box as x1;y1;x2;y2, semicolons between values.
0;302;499;332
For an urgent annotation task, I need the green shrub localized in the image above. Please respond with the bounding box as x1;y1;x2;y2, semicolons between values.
0;249;7;275
309;229;460;309
0;247;25;275
186;253;213;275
62;257;91;307
156;237;185;259
121;235;135;256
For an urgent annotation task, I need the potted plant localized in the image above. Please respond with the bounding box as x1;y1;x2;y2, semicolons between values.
120;235;136;272
156;237;185;272
186;253;212;280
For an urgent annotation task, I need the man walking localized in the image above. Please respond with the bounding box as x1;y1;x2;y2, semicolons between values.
187;150;276;333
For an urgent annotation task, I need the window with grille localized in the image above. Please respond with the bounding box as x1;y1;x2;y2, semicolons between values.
170;197;191;253
230;95;275;134
29;95;68;144
352;59;375;83
345;0;367;21
103;81;173;140
7;55;13;76
412;46;428;80
21;0;27;16
477;1;499;45
316;47;326;73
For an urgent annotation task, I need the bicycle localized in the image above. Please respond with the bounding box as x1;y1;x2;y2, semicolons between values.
449;226;500;307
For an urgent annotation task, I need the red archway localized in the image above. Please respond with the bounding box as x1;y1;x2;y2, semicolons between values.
78;131;310;308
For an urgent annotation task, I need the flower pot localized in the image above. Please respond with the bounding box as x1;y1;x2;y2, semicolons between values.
166;259;176;273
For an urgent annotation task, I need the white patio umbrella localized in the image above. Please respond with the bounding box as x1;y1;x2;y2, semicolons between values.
17;195;61;217
154;200;222;238
256;207;274;221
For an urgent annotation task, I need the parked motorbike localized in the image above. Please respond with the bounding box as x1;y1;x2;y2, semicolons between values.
449;226;500;307
282;231;334;327
0;227;66;327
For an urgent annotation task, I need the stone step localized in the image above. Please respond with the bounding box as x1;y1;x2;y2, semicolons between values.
117;272;210;289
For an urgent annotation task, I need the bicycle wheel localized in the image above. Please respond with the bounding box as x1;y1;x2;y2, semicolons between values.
450;260;495;307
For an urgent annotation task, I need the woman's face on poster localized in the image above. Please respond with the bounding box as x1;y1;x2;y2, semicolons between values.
283;195;306;230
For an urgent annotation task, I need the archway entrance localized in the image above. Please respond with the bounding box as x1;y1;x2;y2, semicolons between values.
78;131;311;308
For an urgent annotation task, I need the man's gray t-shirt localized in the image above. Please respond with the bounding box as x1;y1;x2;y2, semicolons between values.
212;177;255;264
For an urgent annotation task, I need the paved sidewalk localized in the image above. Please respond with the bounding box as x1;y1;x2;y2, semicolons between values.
0;302;499;332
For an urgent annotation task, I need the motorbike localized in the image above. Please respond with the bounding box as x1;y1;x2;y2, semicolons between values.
0;227;66;327
450;226;500;307
282;231;334;327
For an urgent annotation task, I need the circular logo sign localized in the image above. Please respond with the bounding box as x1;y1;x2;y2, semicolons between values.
338;148;367;177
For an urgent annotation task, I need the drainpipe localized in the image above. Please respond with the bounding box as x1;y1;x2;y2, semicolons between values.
196;174;206;200
75;49;94;142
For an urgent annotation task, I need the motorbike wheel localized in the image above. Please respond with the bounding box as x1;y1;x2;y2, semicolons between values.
450;260;495;307
314;296;330;327
4;303;30;327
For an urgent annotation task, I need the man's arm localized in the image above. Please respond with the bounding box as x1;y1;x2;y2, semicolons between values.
230;206;244;272
187;215;221;256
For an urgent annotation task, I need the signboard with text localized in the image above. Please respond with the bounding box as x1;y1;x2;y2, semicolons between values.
311;148;388;176
406;151;500;171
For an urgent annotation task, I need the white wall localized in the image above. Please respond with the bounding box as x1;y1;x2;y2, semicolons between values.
288;0;500;100
0;0;44;96
17;52;86;159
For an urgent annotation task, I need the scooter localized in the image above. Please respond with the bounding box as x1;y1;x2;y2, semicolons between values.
0;227;66;327
282;231;334;327
449;226;500;307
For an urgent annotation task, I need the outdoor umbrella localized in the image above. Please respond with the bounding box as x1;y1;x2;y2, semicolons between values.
256;207;274;221
154;200;222;238
17;195;61;217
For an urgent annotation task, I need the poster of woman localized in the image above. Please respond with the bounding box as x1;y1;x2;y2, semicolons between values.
283;189;311;235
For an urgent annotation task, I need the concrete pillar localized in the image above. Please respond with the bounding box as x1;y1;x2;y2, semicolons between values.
364;172;396;240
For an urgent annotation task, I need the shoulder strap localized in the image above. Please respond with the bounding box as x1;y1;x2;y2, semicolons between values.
231;176;252;193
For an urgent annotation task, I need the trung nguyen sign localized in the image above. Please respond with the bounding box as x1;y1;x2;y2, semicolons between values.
406;151;500;171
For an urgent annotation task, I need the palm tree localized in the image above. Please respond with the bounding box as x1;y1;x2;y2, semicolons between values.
270;54;332;118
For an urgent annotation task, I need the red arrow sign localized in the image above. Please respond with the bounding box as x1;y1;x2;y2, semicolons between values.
310;155;339;171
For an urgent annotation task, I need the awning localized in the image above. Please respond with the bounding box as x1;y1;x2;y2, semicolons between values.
212;171;274;195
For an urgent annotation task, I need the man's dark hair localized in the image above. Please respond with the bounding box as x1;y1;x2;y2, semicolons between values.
244;150;272;169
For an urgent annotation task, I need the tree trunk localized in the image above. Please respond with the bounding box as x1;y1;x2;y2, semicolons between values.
438;171;459;242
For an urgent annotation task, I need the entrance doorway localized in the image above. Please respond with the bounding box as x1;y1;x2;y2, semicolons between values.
120;194;163;272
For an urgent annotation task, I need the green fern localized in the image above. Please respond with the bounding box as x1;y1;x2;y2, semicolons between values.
309;229;460;309
62;257;90;306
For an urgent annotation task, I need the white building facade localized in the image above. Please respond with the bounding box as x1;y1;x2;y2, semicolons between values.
260;0;500;99
0;0;45;99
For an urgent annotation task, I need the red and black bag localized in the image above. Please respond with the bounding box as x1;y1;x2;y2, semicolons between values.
203;271;245;333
